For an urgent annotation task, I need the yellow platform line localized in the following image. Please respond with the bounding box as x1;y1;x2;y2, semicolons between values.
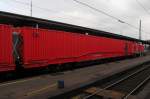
0;77;41;87
26;83;57;96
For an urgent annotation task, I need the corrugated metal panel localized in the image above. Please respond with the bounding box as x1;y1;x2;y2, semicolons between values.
20;27;138;69
0;24;15;72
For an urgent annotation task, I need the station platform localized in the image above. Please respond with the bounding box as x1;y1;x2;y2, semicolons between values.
1;55;150;99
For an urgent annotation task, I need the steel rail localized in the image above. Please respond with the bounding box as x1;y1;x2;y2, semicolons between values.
83;65;150;99
123;73;150;99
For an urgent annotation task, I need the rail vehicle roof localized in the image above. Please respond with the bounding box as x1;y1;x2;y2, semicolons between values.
0;11;149;44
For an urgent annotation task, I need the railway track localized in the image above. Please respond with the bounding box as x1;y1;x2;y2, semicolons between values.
51;63;150;99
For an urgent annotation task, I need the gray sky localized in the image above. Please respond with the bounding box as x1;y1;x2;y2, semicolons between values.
0;0;150;40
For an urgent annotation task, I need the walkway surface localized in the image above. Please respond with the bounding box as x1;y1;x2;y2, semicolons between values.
0;55;150;99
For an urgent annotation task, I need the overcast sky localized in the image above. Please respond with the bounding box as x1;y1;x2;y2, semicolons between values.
0;0;150;40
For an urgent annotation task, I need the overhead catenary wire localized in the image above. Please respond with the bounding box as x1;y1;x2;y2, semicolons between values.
1;0;150;38
72;0;139;29
3;0;144;31
7;0;139;31
72;0;124;22
5;0;57;13
0;0;117;30
136;0;150;15
72;0;150;35
2;0;61;14
0;0;92;20
0;0;86;19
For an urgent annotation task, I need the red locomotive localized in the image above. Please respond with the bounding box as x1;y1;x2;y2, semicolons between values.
0;24;144;72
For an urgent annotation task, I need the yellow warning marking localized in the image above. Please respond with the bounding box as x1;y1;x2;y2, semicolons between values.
26;83;57;96
0;77;40;87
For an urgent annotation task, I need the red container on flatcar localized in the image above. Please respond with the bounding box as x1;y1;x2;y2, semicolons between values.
19;27;132;69
139;44;144;53
0;24;15;72
0;23;145;72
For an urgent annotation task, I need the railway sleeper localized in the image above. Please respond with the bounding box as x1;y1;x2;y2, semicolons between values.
84;87;137;99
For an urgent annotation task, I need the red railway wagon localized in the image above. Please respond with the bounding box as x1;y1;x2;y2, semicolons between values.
126;41;135;55
139;44;144;53
0;24;15;72
0;24;145;71
19;27;143;69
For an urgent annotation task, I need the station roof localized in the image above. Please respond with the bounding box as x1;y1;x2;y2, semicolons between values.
0;11;149;44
